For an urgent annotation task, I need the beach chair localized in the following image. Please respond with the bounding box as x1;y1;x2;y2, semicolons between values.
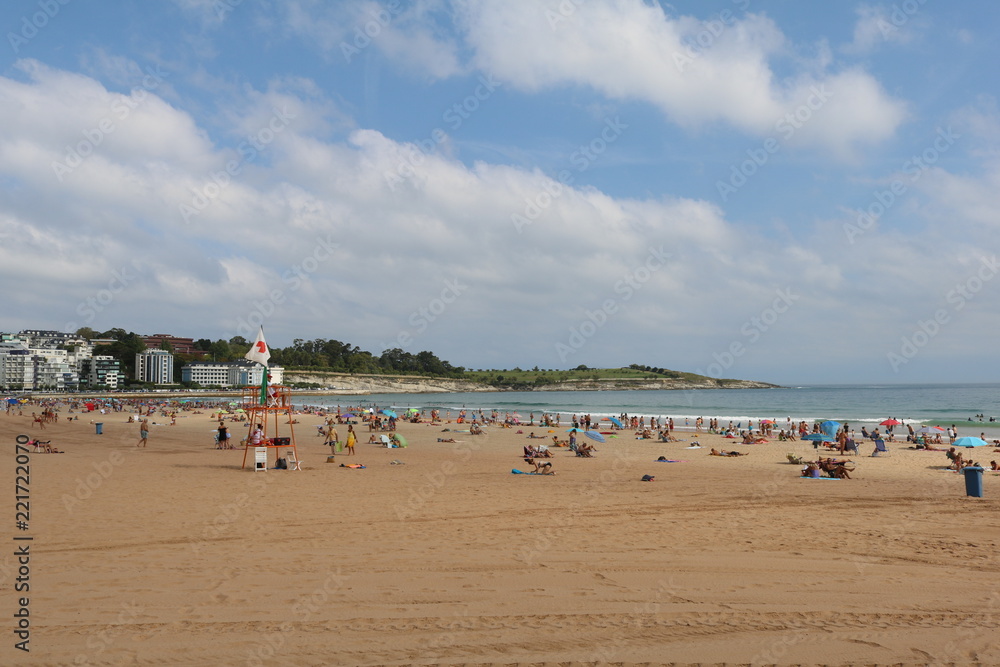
872;439;889;457
254;447;268;471
285;450;302;471
380;435;393;448
844;439;859;455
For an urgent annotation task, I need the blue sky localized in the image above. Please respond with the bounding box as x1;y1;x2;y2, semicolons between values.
1;0;999;385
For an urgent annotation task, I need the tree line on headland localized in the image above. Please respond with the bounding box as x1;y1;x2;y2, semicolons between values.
73;328;771;390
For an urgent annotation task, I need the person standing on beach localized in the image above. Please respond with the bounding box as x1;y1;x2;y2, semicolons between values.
345;425;356;455
325;421;339;451
137;419;149;448
217;421;230;449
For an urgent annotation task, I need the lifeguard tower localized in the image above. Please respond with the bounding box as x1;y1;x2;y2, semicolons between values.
240;384;300;470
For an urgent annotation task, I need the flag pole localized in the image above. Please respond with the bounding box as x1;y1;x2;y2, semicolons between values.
259;364;268;405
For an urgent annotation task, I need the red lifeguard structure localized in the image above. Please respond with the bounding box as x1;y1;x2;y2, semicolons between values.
240;384;300;469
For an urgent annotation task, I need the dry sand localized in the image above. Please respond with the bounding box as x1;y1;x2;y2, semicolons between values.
2;406;999;666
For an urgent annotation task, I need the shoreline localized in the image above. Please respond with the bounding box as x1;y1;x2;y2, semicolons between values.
16;385;1000;438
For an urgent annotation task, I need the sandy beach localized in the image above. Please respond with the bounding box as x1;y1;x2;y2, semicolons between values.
3;406;999;666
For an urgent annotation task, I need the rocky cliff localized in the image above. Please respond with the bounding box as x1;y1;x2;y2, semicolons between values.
284;371;778;394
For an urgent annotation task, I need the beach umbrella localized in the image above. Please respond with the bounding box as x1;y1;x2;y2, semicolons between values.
880;419;901;426
584;430;606;443
820;421;840;437
609;417;624;428
566;428;584;432
342;413;356;418
381;409;397;419
953;436;988;448
394;434;408;448
407;408;419;413
802;433;834;442
917;426;945;434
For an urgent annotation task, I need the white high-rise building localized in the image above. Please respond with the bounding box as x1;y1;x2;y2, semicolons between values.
135;350;174;384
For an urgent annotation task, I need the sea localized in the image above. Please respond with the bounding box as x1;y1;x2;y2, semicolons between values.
295;383;1000;438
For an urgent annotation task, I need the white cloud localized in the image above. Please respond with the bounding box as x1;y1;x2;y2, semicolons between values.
843;5;901;54
274;1;906;158
281;0;464;77
452;1;905;157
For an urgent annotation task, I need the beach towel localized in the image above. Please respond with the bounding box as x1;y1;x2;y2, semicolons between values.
511;469;542;475
655;459;685;463
798;476;839;480
340;463;365;469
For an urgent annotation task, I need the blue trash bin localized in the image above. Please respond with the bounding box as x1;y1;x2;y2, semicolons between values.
95;423;103;435
962;466;983;498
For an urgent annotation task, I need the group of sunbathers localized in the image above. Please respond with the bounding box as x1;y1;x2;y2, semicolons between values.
800;457;853;478
524;444;552;458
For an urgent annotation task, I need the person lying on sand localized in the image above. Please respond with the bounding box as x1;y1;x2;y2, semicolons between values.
816;457;853;477
710;448;747;457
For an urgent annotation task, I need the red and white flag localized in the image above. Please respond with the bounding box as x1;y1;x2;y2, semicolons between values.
244;326;271;366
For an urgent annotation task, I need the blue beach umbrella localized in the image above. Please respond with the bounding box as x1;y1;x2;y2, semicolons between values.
953;436;988;448
609;417;624;428
381;409;397;419
584;430;606;443
802;433;834;442
820;421;841;437
566;428;584;432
